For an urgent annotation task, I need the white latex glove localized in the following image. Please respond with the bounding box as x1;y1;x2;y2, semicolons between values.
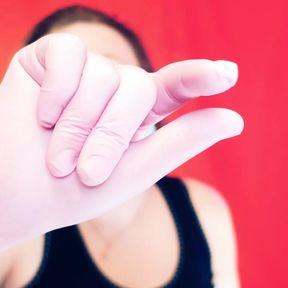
0;34;243;251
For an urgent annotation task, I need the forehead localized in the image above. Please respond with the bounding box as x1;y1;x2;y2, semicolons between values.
49;22;140;66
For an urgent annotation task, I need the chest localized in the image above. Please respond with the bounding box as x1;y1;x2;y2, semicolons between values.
6;188;182;288
76;189;182;288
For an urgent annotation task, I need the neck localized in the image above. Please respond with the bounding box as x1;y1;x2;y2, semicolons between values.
85;188;151;240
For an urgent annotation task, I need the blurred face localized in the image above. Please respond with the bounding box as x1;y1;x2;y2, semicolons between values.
49;21;140;66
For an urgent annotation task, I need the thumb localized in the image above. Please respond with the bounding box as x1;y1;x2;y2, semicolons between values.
109;108;244;190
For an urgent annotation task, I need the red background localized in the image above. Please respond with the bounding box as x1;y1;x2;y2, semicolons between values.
1;1;287;287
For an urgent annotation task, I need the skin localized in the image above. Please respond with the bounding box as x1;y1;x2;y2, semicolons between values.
1;22;240;288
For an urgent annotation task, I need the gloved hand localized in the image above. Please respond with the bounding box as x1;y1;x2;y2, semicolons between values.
0;34;243;251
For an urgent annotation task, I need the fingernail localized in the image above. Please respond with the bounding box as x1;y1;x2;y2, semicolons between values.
214;60;238;86
48;149;76;177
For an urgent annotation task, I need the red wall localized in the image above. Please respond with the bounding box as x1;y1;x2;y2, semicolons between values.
1;1;287;287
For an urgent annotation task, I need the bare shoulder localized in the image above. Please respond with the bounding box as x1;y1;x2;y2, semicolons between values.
0;246;17;287
181;177;240;288
0;235;45;288
182;177;233;218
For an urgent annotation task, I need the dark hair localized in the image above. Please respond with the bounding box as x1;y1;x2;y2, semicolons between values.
25;5;154;72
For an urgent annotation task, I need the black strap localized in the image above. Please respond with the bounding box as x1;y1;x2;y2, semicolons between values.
157;176;213;288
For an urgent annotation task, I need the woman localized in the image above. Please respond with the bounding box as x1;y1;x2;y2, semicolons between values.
0;5;240;288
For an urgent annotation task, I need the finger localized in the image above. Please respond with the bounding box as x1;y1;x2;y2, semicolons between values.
77;108;244;221
77;65;157;186
46;54;120;177
100;108;244;194
135;60;238;132
17;33;87;128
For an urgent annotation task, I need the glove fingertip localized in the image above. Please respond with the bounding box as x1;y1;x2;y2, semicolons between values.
77;157;111;187
37;104;59;129
47;149;76;178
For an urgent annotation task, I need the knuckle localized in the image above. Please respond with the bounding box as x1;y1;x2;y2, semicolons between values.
85;54;120;88
94;126;129;150
120;65;157;102
56;117;92;138
53;33;86;53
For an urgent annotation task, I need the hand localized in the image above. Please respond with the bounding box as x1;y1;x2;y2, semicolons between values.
0;34;243;251
21;34;243;187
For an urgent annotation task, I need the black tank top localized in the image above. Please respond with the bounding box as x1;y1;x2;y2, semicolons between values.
24;176;213;288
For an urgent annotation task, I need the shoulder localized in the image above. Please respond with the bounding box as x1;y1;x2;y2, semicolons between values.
0;235;45;288
181;177;235;232
181;177;240;288
0;247;16;286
